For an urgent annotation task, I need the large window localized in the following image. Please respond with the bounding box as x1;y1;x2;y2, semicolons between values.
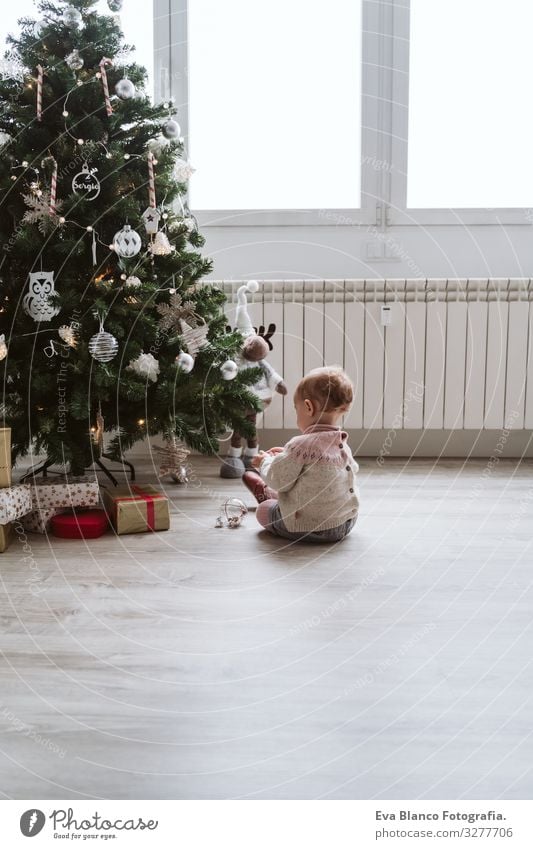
407;0;533;209
168;0;533;229
187;0;362;211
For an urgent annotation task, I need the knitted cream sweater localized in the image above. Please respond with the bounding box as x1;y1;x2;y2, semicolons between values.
260;424;360;532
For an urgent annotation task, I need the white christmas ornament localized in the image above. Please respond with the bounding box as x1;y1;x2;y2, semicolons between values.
113;224;142;258
72;162;100;201
220;360;238;381
163;119;181;140
66;49;84;70
23;272;60;322
173;158;195;182
182;216;197;232
176;352;194;373
142;207;161;235
0;131;11;149
0;55;25;82
0;335;7;361
115;78;136;99
89;322;119;363
146;136;168;156
33;19;46;38
150;231;173;256
125;275;142;288
128;352;160;383
63;6;83;28
58;325;77;347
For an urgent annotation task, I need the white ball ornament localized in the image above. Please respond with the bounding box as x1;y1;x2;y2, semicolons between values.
176;352;195;373
63;6;83;28
89;327;119;363
247;280;259;294
66;49;84;71
115;78;136;100
163;119;181;140
220;360;239;381
125;275;142;288
113;224;142;258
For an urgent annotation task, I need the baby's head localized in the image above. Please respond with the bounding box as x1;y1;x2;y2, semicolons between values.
294;367;353;432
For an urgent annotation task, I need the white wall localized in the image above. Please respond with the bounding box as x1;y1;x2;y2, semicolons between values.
200;224;533;281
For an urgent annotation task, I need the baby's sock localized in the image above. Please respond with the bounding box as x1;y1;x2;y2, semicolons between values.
228;446;242;458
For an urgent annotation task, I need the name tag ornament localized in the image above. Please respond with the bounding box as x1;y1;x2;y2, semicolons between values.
72;162;101;201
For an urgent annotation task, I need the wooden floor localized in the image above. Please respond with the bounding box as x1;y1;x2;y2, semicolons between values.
0;456;532;800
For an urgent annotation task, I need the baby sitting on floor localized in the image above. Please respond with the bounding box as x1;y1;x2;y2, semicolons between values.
242;367;359;543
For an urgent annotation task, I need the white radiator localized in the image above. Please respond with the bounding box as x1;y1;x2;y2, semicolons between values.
220;279;533;432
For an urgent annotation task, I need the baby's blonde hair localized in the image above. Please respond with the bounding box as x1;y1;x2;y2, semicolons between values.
295;367;353;413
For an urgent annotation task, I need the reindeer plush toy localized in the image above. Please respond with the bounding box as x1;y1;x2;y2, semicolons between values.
220;281;287;478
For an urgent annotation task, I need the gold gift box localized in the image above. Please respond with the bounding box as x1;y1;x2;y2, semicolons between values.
102;485;170;535
0;428;11;489
0;522;13;553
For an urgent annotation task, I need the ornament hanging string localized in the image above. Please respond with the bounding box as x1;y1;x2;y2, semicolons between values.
99;57;114;116
36;64;44;121
147;152;156;209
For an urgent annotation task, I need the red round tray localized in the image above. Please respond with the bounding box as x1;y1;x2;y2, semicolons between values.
51;509;109;540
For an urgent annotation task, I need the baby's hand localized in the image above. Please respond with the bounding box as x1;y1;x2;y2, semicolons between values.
250;452;266;469
267;446;284;455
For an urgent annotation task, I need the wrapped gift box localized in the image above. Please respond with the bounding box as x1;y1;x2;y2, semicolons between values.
22;508;59;535
102;485;170;535
0;483;32;524
22;477;100;534
0;523;13;553
0;428;12;488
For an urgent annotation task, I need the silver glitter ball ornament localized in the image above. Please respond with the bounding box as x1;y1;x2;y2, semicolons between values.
220;360;238;381
63;6;83;28
115;78;136;99
163;119;181;140
107;0;124;10
89;330;119;363
66;49;84;71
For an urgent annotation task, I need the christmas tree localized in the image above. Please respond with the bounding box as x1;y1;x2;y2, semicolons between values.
0;0;259;477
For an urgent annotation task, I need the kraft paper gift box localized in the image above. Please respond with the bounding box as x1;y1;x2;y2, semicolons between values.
22;477;100;534
0;523;13;553
0;428;12;488
102;485;170;535
0;483;32;525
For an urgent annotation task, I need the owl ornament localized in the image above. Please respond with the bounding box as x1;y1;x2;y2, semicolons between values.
23;272;60;322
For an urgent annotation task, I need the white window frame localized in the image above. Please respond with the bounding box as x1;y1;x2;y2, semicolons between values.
155;0;383;227
387;0;533;227
154;0;533;229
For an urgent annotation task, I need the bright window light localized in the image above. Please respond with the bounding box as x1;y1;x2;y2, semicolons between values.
408;0;533;208
0;1;154;99
187;0;362;210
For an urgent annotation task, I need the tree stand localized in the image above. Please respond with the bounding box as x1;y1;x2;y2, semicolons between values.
20;454;136;487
